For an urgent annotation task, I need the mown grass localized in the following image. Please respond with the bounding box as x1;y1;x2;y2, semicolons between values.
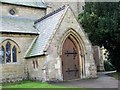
1;80;93;90
2;80;63;88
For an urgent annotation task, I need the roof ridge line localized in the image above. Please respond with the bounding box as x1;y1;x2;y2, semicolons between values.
34;5;66;24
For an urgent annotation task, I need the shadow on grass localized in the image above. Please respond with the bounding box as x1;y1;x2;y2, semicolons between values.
106;72;120;80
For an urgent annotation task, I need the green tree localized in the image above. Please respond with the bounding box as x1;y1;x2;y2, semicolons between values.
78;2;120;72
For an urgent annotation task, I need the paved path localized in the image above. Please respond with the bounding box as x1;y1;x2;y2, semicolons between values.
51;72;119;89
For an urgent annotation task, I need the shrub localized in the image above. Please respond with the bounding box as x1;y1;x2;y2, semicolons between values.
104;60;116;71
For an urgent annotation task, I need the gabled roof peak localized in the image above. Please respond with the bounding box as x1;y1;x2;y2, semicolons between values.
25;5;72;58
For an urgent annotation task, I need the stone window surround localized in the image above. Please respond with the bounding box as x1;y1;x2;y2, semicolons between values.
0;39;20;64
32;60;38;70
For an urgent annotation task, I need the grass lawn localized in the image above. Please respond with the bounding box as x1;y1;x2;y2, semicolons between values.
2;80;63;88
2;80;93;90
107;72;120;80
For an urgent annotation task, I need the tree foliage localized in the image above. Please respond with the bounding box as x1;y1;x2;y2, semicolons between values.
104;60;115;71
78;2;120;72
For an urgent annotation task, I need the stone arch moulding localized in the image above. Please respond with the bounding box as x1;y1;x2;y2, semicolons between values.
59;28;86;56
0;39;21;53
59;28;87;80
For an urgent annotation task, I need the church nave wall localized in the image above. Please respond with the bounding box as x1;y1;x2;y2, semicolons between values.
0;34;37;82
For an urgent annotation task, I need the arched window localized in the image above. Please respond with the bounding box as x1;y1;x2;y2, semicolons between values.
36;60;38;69
0;39;19;64
32;60;38;69
1;46;5;64
33;61;35;69
6;42;11;63
12;46;17;62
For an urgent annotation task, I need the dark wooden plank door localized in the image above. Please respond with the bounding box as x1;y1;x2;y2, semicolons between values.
62;37;80;80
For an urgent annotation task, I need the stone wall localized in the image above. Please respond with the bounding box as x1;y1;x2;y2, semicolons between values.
93;46;105;72
0;3;46;20
0;33;37;82
44;0;85;17
26;56;46;81
26;55;63;82
43;7;97;81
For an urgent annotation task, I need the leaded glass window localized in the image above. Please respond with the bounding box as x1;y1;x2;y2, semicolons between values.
1;40;19;64
1;46;5;64
12;46;17;62
6;42;11;63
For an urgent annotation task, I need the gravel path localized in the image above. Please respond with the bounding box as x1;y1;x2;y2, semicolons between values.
51;72;119;89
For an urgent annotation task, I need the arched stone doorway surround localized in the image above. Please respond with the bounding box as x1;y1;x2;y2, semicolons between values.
59;28;86;80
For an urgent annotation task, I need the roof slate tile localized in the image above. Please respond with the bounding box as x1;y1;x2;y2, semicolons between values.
1;16;38;34
25;6;68;58
0;0;46;8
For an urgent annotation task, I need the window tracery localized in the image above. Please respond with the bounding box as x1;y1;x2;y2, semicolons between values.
6;42;11;63
0;40;19;64
12;46;17;62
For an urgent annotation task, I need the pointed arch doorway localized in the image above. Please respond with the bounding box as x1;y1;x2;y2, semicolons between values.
61;35;80;81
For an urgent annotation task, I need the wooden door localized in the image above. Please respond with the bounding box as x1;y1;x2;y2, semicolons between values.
62;37;80;80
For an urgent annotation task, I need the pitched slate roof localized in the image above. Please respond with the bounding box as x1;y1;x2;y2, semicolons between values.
0;0;46;8
25;6;68;58
1;16;38;34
